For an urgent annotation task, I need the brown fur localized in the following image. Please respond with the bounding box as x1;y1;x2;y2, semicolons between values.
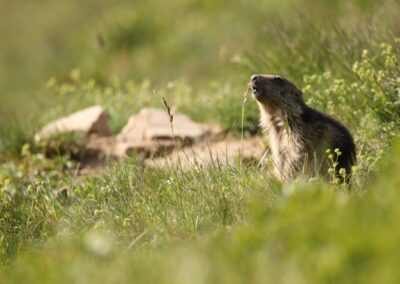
250;74;356;182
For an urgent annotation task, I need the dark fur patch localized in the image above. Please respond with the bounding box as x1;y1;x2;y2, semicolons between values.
302;107;356;180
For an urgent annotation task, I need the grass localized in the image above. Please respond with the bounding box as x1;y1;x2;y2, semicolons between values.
1;143;400;283
1;0;400;283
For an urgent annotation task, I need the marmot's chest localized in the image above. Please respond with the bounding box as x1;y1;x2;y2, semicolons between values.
267;123;331;180
268;127;304;164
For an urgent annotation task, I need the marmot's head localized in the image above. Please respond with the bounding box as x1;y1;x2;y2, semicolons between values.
250;74;305;115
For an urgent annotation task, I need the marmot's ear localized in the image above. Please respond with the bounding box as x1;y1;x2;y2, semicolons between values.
295;89;303;97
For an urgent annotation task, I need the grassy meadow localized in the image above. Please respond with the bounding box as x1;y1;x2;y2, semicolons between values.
1;0;400;283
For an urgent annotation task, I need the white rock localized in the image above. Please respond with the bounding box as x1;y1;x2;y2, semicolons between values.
35;105;110;142
118;108;215;142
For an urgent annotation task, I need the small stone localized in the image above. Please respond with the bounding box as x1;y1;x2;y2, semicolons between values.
54;187;68;198
118;108;219;143
35;105;111;142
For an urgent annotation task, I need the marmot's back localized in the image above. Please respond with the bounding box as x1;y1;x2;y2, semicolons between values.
301;107;356;179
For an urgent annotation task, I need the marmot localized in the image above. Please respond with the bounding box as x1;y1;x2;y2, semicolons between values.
250;74;356;182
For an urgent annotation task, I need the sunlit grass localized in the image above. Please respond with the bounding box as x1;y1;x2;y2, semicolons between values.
1;142;400;283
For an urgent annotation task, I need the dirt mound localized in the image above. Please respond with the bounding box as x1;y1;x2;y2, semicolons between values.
147;138;265;168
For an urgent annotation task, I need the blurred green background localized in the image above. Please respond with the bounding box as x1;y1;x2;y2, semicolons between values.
1;0;399;120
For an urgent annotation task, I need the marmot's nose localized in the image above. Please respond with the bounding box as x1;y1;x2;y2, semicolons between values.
251;75;260;82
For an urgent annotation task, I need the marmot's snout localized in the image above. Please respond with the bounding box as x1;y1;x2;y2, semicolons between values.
249;74;264;99
250;74;282;101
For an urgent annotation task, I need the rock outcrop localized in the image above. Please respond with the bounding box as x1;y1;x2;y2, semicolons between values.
118;108;219;143
36;106;224;161
35;105;110;142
